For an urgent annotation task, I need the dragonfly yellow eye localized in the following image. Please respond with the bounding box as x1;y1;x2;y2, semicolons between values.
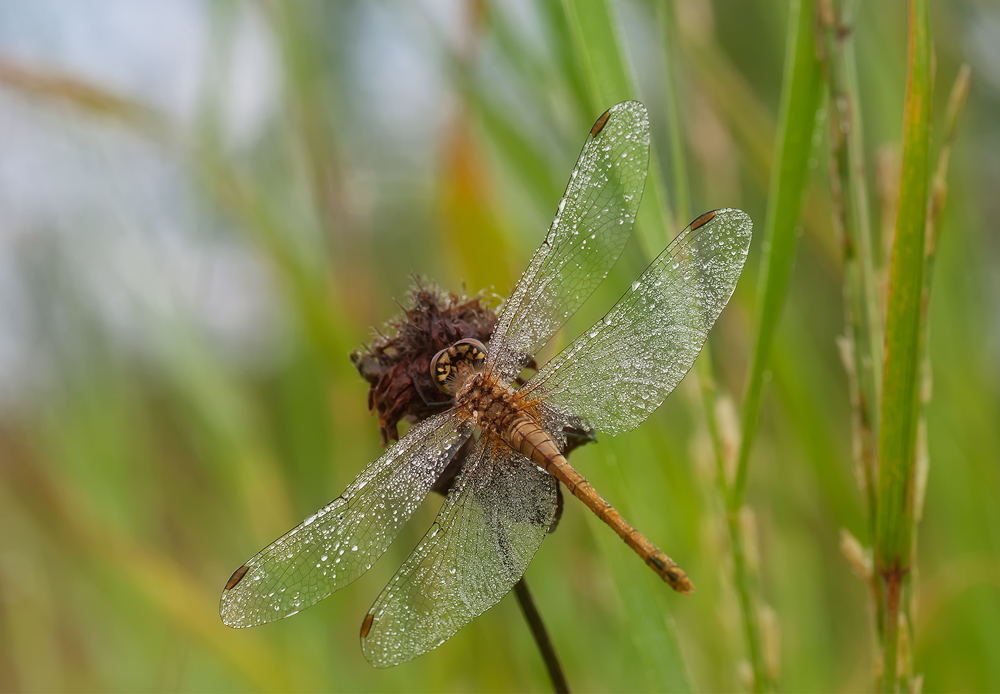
430;338;488;394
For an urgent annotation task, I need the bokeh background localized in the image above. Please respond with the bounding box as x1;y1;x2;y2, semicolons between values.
0;1;997;691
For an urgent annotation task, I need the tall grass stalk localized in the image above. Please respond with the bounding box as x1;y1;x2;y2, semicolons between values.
731;1;823;688
875;0;931;689
733;0;823;511
819;0;884;535
818;0;887;664
659;1;772;690
900;62;970;688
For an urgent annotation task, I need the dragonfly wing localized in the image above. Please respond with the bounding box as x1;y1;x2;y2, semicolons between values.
524;209;752;436
487;101;650;382
220;411;472;627
361;438;556;667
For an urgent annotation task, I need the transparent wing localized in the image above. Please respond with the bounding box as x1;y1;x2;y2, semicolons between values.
523;209;752;436
486;101;650;382
220;411;472;627
361;438;556;668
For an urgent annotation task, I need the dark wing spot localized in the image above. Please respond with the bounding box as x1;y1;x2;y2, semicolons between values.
689;210;717;231
224;564;249;590
590;109;612;137
360;613;375;638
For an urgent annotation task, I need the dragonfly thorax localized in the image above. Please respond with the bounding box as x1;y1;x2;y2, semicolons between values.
453;370;524;436
431;338;526;435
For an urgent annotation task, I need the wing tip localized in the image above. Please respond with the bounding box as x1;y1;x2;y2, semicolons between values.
597;100;650;137
224;564;250;591
689;207;753;247
590;109;612;137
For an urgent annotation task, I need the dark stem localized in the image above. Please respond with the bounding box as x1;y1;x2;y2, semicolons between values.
880;566;904;693
513;577;570;694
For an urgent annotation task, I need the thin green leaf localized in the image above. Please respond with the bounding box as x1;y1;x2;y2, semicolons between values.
733;0;824;510
730;2;823;689
876;0;932;690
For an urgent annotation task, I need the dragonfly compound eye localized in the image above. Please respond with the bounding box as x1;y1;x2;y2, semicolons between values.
430;338;488;394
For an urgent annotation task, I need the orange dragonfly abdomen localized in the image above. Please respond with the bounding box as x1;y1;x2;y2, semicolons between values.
504;414;694;595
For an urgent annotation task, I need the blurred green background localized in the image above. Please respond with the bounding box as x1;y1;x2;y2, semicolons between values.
0;1;997;691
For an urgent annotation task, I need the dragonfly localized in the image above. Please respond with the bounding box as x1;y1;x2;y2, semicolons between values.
220;101;752;668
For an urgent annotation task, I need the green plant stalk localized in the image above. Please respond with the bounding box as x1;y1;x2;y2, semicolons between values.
818;0;886;646
901;61;970;687
821;0;883;524
732;0;823;517
659;1;773;688
727;3;823;685
841;3;884;426
676;26;839;267
875;0;931;690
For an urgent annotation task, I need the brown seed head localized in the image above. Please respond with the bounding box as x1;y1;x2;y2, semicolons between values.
350;279;498;445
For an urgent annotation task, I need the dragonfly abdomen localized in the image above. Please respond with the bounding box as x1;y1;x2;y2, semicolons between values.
505;414;695;595
505;415;564;473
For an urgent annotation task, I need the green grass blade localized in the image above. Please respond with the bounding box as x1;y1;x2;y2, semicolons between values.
876;0;932;689
732;0;823;510
729;2;823;689
822;0;884;536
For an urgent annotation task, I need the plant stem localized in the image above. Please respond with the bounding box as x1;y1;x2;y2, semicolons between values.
732;0;823;514
726;2;823;686
514;578;570;694
660;1;771;688
875;0;931;690
818;0;886;650
728;508;768;692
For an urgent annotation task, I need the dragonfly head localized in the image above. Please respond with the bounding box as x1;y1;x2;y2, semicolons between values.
430;338;487;395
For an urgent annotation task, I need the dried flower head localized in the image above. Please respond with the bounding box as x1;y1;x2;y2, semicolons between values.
350;278;498;446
